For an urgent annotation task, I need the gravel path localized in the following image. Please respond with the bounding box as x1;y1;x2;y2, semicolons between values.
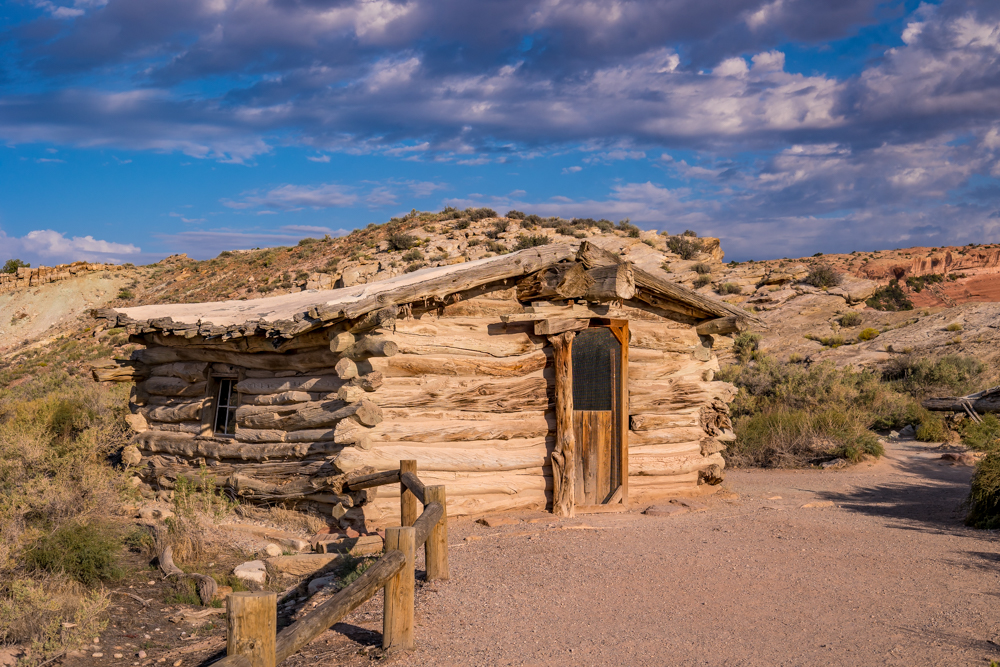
388;437;1000;666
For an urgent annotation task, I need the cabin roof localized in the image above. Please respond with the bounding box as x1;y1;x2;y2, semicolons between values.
102;242;754;338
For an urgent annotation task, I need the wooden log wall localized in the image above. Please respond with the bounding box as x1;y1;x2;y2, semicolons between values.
115;281;737;526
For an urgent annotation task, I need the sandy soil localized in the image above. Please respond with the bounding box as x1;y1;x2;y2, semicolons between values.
392;436;1000;666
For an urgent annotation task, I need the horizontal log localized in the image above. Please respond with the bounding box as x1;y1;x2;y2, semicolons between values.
411;501;443;548
371;469;551;498
141;401;206;424
629;379;736;414
234;428;339;444
922;396;1000;413
584;263;636;301
249;391;314;406
149;362;210;383
626;472;700;500
236;399;382;431
133;346;342;372
627;321;702;352
335;444;550;473
629;452;724;476
136;433;343;461
330;331;356;354
367;489;548;523
379;408;551;422
627;428;707;448
333;417;551;444
629;413;700;431
400;471;426;504
383;319;544;358
91;359;149;382
363;377;549;412
339;335;398;360
696;315;749;336
366;350;548;378
334;358;358;379
533;319;589;336
345;470;401;490
148;421;202;433
628;357;715;381
141;378;208;397
234;376;345;395
138;328;330;354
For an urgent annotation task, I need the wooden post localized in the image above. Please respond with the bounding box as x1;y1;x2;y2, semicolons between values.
424;485;449;581
383;526;415;652
227;591;277;667
399;460;418;527
550;331;576;518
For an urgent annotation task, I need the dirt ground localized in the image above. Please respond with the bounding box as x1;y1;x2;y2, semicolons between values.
62;435;1000;667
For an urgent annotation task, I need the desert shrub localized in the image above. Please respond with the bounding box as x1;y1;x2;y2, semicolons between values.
694;275;712;288
0;578;109;649
667;236;702;260
881;354;986;397
594;219;614;231
404;261;427;273
803;265;841;288
692;263;711;274
915;416;948;442
2;259;29;273
858;327;880;341
401;248;423;262
616;219;640;236
454;220;470;230
321;258;339;273
717;282;742;295
966;452;1000;528
505;210;526;219
24;522;123;586
866;280;913;311
116;288;134;300
524;214;543;226
962;414;1000;452
731;331;761;363
555;225;575;236
297;237;319;247
388;233;418;251
682;229;698;237
514;235;550;250
905;273;944;292
467;207;497;221
484;240;507;254
484;221;509;239
839;311;862;327
945;323;963;332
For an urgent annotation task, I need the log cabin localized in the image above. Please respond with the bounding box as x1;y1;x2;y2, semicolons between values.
92;241;752;528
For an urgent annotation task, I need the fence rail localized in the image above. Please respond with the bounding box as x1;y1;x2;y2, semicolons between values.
215;460;448;667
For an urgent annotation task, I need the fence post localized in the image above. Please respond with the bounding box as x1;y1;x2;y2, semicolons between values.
399;459;418;527
227;591;277;667
424;485;449;581
383;526;415;652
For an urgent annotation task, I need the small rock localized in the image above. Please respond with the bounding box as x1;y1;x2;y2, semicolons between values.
819;458;849;470
115;654;124;659
93;653;105;658
121;445;142;466
307;575;336;595
464;535;482;542
475;516;518;528
0;648;22;666
137;505;175;521
344;527;360;539
233;560;267;586
766;495;782;500
137;651;147;659
670;498;707;512
801;501;835;509
174;661;183;667
263;543;283;558
643;504;689;517
899;424;916;438
128;476;142;488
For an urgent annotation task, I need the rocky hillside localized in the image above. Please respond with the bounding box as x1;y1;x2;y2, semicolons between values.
5;207;1000;372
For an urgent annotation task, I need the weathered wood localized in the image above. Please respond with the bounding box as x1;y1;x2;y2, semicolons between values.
136;434;342;460
236;398;382;431
533;318;589;336
410;501;444;548
334;444;549;473
628;427;707;447
334;358;358;379
232;428;339;444
399;471;426;505
382;527;415;652
384;319;544;358
149;361;210;383
629;379;736;414
249;391;313;406
629;452;724;476
91;359;149;382
551;331;576;518
329;331;356;353
158;545;218;606
366;350;548;378
922;396;1000;413
148;421;202;433
227;592;277;667
340;335;398;360
629;413;700;431
399;460;418;528
345;469;401;490
348;305;399;334
134;346;342;372
358;377;549;412
695;315;749;336
141;400;205;423
273;550;406;663
424;487;448;581
332;416;551;444
142;377;208;397
234;376;345;396
516;263;591;301
348;372;383;392
583;263;636;301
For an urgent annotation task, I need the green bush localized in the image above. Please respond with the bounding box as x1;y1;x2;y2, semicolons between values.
692;262;711;274
866;280;914;311
858;327;880;341
945;323;962;332
116;288;134;300
2;259;29;274
467;207;497;221
388;233;418;251
839;311;862;327
717;282;742;295
803;265;841;288
667;236;702;260
401;248;423;262
505;210;526;219
962;414;1000;452
731;332;761;363
694;275;712;288
484;221;509;239
881;354;986;397
966;452;1000;528
905;273;944;293
915;416;947;442
514;234;550;250
682;229;698;237
404;261;427;273
24;522;123;586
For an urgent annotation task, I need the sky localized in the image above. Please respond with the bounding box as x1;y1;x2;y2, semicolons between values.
1;0;999;265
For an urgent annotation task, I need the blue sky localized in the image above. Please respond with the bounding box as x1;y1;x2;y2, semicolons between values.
1;0;999;265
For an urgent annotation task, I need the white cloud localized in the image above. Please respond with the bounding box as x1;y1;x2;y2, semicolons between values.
169;212;206;223
223;183;358;210
0;228;140;264
307;155;331;162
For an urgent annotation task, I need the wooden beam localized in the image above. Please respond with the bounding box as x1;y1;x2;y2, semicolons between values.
696;315;749;336
533;318;589;336
399;460;418;527
382;527;415;652
226;592;277;667
550;331;576;518
424;486;449;581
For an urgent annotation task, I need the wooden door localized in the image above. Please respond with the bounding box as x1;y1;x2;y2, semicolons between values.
571;325;627;506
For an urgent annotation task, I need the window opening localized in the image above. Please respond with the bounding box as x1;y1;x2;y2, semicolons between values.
214;378;238;436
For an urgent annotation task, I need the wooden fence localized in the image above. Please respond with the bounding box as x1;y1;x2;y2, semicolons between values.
215;460;448;667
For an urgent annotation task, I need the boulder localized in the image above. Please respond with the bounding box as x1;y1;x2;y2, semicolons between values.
121;445;143;466
315;534;383;556
233;560;267;586
263;543;283;558
307;575;337;596
137;505;174;521
643;504;689;517
266;554;342;576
